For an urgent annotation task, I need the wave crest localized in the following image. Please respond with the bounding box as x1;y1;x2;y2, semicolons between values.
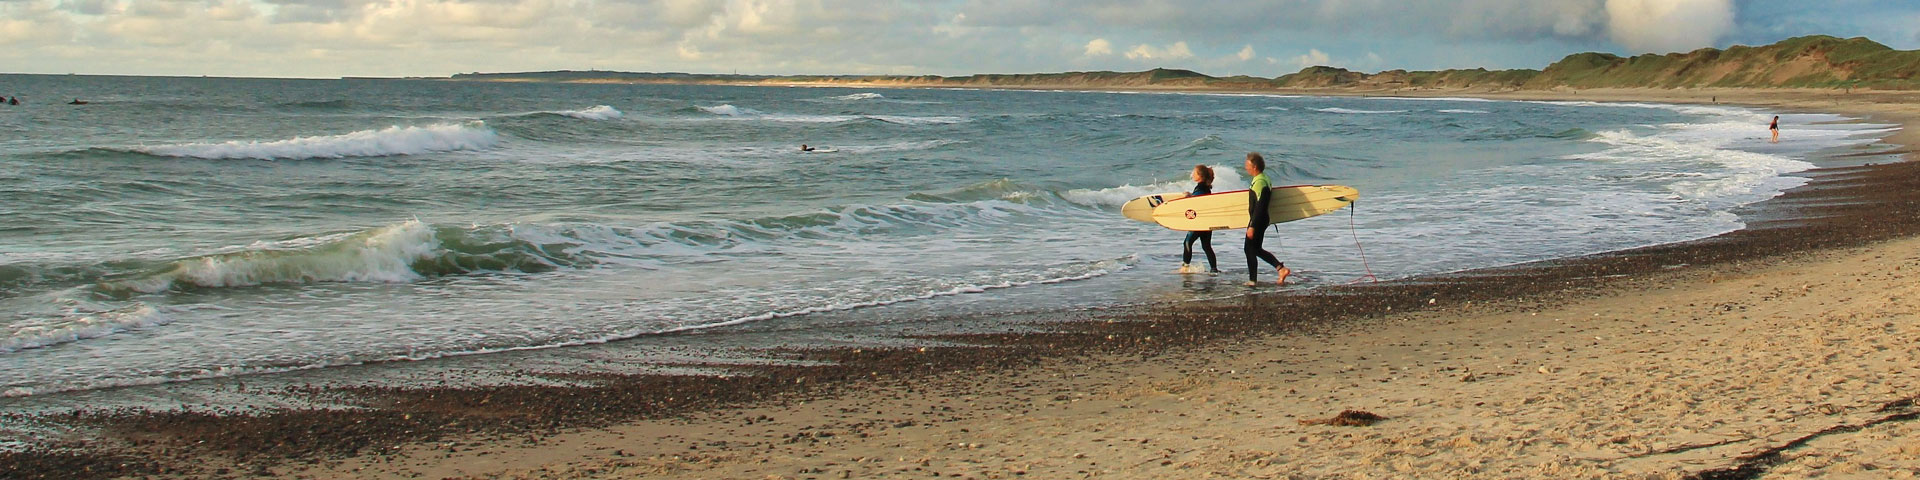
0;305;171;353
1059;164;1246;207
106;221;444;293
552;105;623;120
697;104;761;116
134;123;498;160
1313;107;1407;114
695;104;968;125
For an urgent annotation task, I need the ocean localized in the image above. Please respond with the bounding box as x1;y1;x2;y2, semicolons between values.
0;75;1895;405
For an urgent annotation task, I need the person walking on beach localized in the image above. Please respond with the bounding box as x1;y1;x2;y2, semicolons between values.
1179;165;1221;275
1770;116;1780;143
1243;153;1290;286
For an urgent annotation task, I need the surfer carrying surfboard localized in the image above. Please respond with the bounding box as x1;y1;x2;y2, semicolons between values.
1243;153;1290;286
1179;165;1221;274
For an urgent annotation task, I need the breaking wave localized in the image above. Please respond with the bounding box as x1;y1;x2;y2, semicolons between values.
132;122;498;160
695;104;968;125
549;105;623;120
1313;107;1408;114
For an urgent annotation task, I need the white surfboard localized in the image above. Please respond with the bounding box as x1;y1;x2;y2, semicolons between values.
1119;192;1188;223
1151;185;1359;232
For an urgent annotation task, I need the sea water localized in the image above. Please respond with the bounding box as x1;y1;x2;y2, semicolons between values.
0;75;1897;400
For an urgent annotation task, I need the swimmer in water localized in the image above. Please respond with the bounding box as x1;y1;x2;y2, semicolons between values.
801;144;816;152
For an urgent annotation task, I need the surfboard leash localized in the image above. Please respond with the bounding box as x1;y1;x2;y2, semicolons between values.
1346;201;1378;284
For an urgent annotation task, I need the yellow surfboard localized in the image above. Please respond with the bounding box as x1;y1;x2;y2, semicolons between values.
1119;192;1188;223
1151;185;1359;232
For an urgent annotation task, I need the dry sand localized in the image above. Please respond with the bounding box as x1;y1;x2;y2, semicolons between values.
241;89;1920;479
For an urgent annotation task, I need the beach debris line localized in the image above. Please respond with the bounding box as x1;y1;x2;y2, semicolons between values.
1298;409;1387;427
1686;394;1920;480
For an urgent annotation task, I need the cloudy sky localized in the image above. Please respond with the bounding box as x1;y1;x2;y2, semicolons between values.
3;0;1917;78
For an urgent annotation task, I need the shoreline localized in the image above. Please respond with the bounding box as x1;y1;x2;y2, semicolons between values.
4;89;1918;479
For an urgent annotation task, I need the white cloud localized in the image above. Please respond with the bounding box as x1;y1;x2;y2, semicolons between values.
0;0;1787;79
1603;0;1733;53
1083;37;1112;56
1124;40;1191;60
1290;48;1331;68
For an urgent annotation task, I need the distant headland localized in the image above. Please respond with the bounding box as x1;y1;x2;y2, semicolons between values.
444;35;1920;92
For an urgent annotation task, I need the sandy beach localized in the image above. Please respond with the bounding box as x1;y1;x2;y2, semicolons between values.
341;235;1920;479
5;87;1919;480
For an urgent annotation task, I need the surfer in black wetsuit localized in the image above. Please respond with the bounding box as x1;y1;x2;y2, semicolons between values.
7;96;17;105
1180;165;1220;274
1243;152;1289;286
800;144;815;152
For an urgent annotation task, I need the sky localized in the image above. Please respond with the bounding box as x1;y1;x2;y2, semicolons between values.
2;0;1917;78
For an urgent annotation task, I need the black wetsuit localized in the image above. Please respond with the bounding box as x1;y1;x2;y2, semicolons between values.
1182;183;1218;271
1244;174;1283;282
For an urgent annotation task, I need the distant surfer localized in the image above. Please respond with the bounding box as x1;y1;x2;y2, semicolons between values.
800;144;816;152
69;98;86;105
1769;116;1780;143
1179;165;1221;275
1243;153;1289;286
8;96;17;105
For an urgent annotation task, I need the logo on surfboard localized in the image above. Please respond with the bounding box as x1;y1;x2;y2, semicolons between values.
1184;209;1197;219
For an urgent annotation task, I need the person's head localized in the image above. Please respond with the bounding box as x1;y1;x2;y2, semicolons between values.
1191;165;1214;186
1244;152;1266;176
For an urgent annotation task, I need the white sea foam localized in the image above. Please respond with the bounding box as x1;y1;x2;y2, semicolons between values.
1438;109;1490;114
658;255;1138;334
0;304;171;353
136;123;498;160
1313;107;1408;114
553;105;623;120
697;104;762;116
838;139;967;153
696;104;968;125
1581;127;1815;207
108;220;441;293
831;93;884;101
1058;164;1245;207
1361;96;1497;103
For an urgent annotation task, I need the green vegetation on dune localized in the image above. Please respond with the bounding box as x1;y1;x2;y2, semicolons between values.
446;36;1920;91
1526;35;1920;89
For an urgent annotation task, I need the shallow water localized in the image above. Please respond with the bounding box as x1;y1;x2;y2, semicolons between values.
0;75;1896;399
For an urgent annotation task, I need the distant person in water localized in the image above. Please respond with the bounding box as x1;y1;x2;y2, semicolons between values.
1769;116;1780;143
1179;165;1220;275
7;96;17;105
69;98;85;105
1243;152;1289;286
800;144;815;152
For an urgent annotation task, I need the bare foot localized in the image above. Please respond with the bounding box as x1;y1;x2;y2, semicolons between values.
1275;266;1292;285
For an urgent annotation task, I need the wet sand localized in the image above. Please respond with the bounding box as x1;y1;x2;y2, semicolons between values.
5;88;1920;479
